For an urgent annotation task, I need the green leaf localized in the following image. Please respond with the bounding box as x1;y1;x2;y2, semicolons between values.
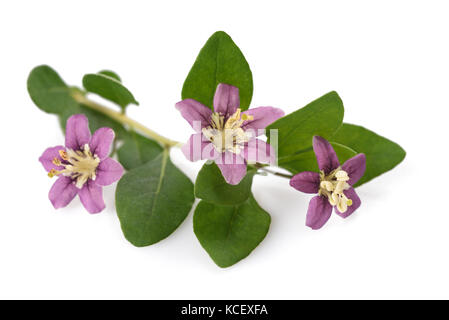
83;73;139;110
331;123;406;186
278;142;357;174
98;70;121;82
182;31;253;111
116;151;194;247
117;131;163;170
267;91;344;157
27;65;80;114
28;65;128;139
194;195;271;268
195;163;256;205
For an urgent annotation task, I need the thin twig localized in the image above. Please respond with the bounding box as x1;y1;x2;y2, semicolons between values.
72;91;181;148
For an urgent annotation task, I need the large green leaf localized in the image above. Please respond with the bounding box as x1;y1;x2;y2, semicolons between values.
331;123;406;186
83;73;138;110
267;91;344;157
278;142;357;174
195;163;256;206
194;195;270;268
182;31;253;111
117;131;163;170
116;151;194;247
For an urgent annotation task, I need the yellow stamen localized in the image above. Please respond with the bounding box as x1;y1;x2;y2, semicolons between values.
318;168;353;213
52;157;62;166
202;108;252;154
47;145;100;188
334;180;346;194
320;181;334;192
335;170;350;182
337;196;348;213
48;169;59;178
59;150;69;161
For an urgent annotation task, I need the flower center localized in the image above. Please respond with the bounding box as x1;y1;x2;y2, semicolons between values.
318;168;353;213
48;144;100;188
202;108;253;154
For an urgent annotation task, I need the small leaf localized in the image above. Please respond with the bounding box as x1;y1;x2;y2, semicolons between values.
182;31;253;111
331;123;406;186
98;70;121;82
195;163;256;205
194;195;271;268
116;151;194;247
117;131;163;170
83;73;138;110
27;65;80;114
278;142;357;174
267;91;344;157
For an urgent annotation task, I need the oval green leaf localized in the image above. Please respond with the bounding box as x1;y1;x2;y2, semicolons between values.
195;163;256;206
117;131;163;170
331;123;406;186
27;65;80;114
116;151;194;247
98;70;121;82
278;142;357;174
267;91;344;157
194;195;271;268
83;73;138;110
182;31;253;111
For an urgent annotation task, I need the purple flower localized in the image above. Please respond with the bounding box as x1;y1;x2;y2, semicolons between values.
176;83;284;185
39;114;124;214
289;136;366;230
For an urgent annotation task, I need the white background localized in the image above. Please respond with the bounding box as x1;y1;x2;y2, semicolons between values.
0;0;447;299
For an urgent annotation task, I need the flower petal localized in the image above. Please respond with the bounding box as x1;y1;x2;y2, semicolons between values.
48;176;78;209
243;139;276;164
313;136;340;174
342;153;366;186
95;158;124;186
215;152;247;185
89;127;114;159
335;187;361;218
306;195;333;230
39;145;65;172
213;83;239;116
65;114;91;151
290;171;321;194
181;133;219;162
78;180;105;214
242;107;285;135
175;99;213;132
